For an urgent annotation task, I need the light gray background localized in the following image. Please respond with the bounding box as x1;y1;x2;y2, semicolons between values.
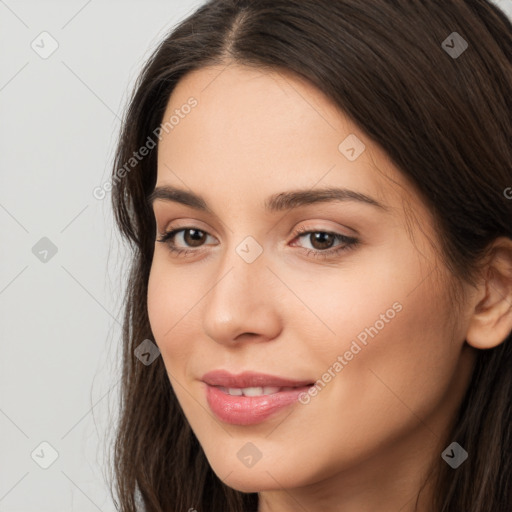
1;1;511;511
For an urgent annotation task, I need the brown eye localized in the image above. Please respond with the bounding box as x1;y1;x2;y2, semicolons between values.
156;227;215;254
157;226;358;260
291;228;359;260
308;232;335;250
182;228;207;247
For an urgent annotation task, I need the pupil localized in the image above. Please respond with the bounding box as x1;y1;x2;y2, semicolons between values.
185;229;205;247
311;232;333;250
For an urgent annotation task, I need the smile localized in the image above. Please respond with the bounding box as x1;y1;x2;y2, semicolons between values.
217;386;298;396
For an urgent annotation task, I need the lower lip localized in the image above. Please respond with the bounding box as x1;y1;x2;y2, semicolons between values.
205;384;311;425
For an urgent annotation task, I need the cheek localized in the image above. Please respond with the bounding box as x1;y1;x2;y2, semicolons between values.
147;260;193;366
299;246;460;438
317;277;460;447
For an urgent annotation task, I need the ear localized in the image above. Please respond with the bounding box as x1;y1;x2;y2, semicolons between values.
466;237;512;350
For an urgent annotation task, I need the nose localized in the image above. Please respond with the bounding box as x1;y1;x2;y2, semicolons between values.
201;244;282;347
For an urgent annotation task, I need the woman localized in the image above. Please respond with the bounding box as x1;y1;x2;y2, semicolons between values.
108;1;512;511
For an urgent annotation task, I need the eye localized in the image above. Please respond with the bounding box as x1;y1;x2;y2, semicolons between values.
290;225;359;260
156;225;359;260
156;227;216;257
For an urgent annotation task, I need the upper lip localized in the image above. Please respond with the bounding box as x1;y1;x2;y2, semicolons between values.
202;370;313;388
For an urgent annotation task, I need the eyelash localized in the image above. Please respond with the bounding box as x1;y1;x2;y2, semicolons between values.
156;225;359;260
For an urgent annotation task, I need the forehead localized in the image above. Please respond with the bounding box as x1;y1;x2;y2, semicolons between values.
156;64;421;220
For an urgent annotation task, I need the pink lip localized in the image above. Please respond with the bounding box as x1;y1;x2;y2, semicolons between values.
202;370;313;425
202;370;313;388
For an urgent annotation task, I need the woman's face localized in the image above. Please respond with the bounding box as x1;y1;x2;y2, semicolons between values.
147;64;476;496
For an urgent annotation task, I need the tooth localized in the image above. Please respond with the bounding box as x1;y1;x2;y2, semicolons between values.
242;386;264;396
217;386;290;396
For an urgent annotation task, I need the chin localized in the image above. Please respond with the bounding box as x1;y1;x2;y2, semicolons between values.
218;468;286;493
205;452;307;493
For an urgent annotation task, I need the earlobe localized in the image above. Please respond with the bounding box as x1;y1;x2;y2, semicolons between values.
465;237;512;350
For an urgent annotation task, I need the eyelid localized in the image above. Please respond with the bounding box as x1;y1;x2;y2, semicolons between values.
157;217;213;235
158;218;355;237
157;222;359;262
157;222;353;244
292;223;355;238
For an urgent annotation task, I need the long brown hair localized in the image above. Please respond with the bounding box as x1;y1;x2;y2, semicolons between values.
107;1;512;510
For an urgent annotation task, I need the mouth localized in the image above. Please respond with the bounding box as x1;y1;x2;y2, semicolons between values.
201;369;314;388
202;370;315;425
216;385;307;396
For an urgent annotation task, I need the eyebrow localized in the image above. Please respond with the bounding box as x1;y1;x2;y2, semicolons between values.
147;185;389;213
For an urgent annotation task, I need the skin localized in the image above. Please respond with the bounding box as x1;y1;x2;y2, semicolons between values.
147;63;512;512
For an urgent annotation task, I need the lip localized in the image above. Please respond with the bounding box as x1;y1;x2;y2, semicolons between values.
202;370;314;425
201;370;313;388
